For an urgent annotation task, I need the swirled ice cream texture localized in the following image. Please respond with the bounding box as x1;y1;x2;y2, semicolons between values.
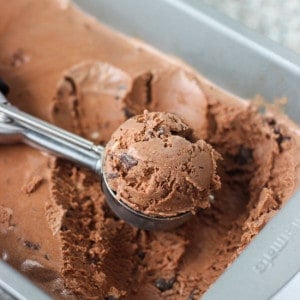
104;111;221;216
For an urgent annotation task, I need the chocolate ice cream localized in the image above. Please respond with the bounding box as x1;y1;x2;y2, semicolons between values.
104;111;221;217
0;1;299;299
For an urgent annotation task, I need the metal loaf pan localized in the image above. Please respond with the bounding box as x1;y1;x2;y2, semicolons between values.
1;1;299;299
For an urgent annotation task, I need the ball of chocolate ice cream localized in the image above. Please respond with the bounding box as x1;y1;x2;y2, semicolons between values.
104;111;221;217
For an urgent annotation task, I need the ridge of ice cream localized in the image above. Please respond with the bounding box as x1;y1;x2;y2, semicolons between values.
104;111;221;217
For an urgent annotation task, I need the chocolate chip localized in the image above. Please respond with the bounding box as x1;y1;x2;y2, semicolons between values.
277;135;291;145
274;127;280;135
123;108;134;119
88;256;100;264
146;130;155;138
119;153;138;169
155;278;168;291
44;254;50;260
65;210;72;218
155;277;176;292
188;288;198;300
170;130;180;136
274;127;291;146
105;296;118;300
60;225;68;231
52;105;59;114
137;251;145;260
267;119;276;126
24;240;40;250
234;146;253;165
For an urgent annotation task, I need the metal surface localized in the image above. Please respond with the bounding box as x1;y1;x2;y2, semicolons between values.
202;190;300;300
0;92;191;231
0;261;50;300
0;92;103;170
272;271;300;300
0;93;103;173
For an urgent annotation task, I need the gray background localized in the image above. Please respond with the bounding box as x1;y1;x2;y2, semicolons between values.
204;0;300;54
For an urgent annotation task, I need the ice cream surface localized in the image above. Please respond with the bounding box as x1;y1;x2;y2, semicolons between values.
104;111;220;216
0;1;299;299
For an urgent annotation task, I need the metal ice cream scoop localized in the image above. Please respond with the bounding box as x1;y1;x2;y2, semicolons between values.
0;81;191;230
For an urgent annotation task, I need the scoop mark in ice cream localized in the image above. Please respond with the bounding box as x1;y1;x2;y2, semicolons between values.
52;61;131;144
126;68;209;139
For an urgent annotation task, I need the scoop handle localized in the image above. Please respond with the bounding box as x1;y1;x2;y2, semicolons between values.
0;91;103;174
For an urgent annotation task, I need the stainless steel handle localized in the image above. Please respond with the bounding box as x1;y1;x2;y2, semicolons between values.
0;93;103;174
